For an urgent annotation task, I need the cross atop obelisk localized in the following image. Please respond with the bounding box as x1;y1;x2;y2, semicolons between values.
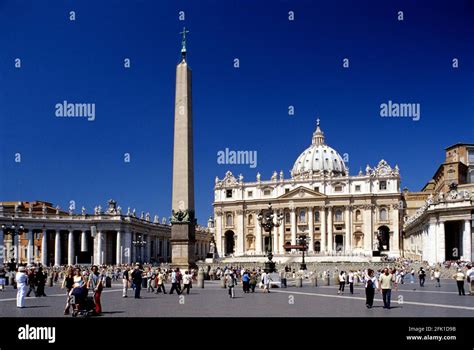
170;27;196;269
180;27;190;60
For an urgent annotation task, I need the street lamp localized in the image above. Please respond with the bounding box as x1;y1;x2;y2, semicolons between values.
1;216;25;264
132;234;147;263
298;234;308;271
257;203;283;273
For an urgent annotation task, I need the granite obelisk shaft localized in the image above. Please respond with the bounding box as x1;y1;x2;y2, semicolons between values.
170;54;196;269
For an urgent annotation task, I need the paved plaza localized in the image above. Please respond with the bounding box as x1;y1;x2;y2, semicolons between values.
1;279;473;317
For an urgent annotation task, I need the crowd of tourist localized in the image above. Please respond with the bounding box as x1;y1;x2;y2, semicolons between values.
0;257;473;314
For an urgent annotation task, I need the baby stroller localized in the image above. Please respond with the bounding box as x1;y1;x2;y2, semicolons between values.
70;289;96;317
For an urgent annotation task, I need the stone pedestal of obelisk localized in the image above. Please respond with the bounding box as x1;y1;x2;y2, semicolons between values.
170;29;196;270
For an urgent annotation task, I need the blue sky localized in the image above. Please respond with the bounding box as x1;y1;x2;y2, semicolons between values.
0;0;473;224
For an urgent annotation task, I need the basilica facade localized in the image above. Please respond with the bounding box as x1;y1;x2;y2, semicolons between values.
213;121;402;259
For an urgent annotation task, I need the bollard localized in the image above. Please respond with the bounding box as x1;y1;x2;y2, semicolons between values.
197;269;205;288
310;277;317;287
281;277;287;288
326;276;330;286
220;277;226;288
295;277;303;288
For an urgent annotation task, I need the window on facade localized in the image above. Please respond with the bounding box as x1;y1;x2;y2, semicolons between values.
379;181;387;190
263;189;271;196
355;185;361;192
335;185;342;192
247;191;253;198
355;210;362;222
226;213;233;226
299;210;306;223
469;170;474;184
226;189;232;198
468;150;474;164
285;188;290;193
285;212;291;224
335;209;343;221
314;187;319;192
248;214;254;225
314;211;320;222
380;208;388;221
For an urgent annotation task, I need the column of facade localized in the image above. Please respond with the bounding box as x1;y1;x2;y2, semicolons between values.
308;207;314;253
116;230;122;265
13;234;19;263
327;207;333;252
27;230;34;264
0;229;4;263
236;210;245;255
363;206;372;253
81;231;88;252
54;230;61;266
463;219;472;261
215;213;223;257
146;234;151;263
255;219;262;254
278;220;284;254
392;205;399;255
68;230;74;265
345;206;351;254
123;231;132;264
97;230;103;265
321;208;326;253
41;230;47;266
436;221;445;263
290;208;296;252
273;223;278;254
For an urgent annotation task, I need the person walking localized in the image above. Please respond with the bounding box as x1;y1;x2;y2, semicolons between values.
169;268;181;295
338;271;346;295
87;265;104;315
262;271;271;293
0;267;6;292
182;271;192;295
155;268;167;294
433;269;441;288
365;269;377;308
348;270;354;294
122;267;130;298
131;264;143;299
36;267;47;297
26;266;37;297
61;267;74;315
226;271;236;298
146;267;155;293
249;271;257;293
453;268;465;296
16;266;28;308
467;265;474;295
241;270;250;293
378;268;395;309
418;267;426;287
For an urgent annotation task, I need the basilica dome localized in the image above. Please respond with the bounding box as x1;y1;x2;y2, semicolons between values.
291;120;347;178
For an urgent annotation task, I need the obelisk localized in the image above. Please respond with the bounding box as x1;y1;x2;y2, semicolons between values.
170;27;196;269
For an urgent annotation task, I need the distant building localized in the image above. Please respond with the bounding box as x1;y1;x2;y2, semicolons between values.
403;144;474;264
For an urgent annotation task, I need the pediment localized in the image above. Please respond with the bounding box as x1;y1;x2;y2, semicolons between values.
278;186;326;200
